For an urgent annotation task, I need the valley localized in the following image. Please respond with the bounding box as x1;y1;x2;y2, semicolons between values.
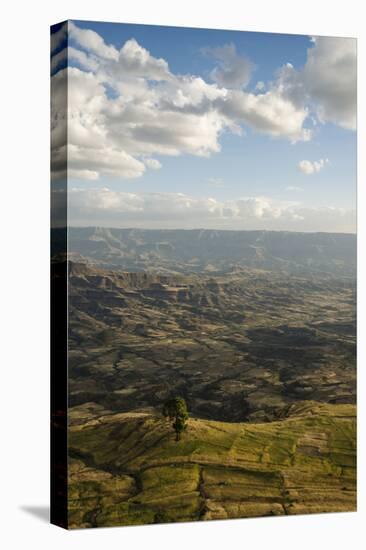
68;261;356;422
59;228;357;527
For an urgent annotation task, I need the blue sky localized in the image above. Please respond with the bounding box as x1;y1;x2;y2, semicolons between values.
73;21;310;81
51;21;357;231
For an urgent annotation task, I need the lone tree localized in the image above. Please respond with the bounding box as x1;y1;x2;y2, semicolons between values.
162;397;189;441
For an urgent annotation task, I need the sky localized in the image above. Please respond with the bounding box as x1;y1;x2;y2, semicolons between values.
51;21;356;232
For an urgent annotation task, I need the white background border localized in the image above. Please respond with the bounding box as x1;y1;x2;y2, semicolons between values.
1;1;364;548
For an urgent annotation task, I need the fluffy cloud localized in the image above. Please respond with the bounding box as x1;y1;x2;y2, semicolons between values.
67;188;355;232
275;37;356;130
50;24;319;181
68;188;297;223
206;43;254;88
68;21;118;60
116;38;171;80
217;89;311;142
298;158;329;175
50;24;356;182
143;158;162;170
303;37;356;130
51;45;101;74
67;144;146;179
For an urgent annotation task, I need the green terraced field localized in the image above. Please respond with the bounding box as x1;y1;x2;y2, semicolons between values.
68;401;356;528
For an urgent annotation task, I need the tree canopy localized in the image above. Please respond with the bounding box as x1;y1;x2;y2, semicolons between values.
162;397;189;441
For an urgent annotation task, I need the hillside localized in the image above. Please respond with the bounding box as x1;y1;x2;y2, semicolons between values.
68;401;356;528
59;227;357;276
52;228;357;528
67;261;356;421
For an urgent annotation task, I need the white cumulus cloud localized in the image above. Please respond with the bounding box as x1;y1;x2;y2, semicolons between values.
217;88;311;143
50;24;356;183
143;158;162;170
274;37;356;130
68;21;119;60
50;23;321;182
298;158;329;175
303;36;357;130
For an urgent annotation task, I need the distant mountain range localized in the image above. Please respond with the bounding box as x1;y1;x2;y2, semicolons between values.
53;227;356;276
